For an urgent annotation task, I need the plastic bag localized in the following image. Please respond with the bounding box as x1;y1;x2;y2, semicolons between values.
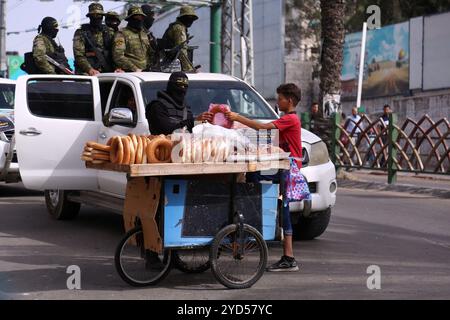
286;159;311;202
208;104;233;129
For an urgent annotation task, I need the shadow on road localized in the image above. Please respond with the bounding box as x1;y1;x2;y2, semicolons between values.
0;183;43;197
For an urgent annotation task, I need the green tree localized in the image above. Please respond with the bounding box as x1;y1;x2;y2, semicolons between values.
346;0;450;32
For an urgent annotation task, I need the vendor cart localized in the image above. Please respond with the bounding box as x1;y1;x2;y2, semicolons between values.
87;160;289;289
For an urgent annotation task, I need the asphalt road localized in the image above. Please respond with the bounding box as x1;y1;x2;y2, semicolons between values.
0;183;449;300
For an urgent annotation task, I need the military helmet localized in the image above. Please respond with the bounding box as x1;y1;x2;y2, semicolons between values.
125;6;146;21
105;11;120;19
86;3;105;17
178;5;198;21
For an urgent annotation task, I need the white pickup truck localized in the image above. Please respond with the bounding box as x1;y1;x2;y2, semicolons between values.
12;72;336;240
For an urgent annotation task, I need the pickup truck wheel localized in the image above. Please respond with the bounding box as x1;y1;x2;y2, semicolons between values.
44;190;80;220
293;208;331;241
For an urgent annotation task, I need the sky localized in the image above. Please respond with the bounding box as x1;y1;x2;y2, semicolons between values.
5;0;129;59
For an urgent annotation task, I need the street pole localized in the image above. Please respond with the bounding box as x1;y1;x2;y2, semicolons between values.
0;0;7;78
356;22;367;109
210;3;221;73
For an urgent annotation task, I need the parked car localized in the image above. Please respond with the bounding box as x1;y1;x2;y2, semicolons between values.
14;72;336;240
0;78;19;183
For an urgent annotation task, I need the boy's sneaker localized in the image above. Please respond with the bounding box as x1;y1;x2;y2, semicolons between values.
145;251;165;272
266;255;299;272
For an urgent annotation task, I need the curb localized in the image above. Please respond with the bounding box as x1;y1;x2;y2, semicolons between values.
337;179;450;199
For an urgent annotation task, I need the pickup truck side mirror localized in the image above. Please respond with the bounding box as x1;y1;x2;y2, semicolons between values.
108;108;134;126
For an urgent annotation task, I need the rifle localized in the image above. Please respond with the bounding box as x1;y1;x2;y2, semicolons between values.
161;36;196;71
82;30;112;72
45;55;74;75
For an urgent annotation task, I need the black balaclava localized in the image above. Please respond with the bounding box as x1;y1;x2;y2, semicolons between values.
89;15;103;30
166;72;189;107
40;17;59;39
143;15;155;31
179;16;195;28
105;17;120;31
141;5;155;31
128;17;144;31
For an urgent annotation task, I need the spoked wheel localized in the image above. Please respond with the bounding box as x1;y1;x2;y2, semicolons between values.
172;248;211;274
115;227;172;287
210;224;268;289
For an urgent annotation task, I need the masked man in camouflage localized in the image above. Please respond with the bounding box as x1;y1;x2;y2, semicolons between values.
105;11;121;33
162;6;198;72
73;3;115;75
141;4;159;70
112;6;153;72
32;17;71;74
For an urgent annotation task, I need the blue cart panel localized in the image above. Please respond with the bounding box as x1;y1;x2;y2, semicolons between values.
164;179;279;248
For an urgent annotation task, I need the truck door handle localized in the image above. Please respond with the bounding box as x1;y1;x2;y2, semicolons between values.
19;128;42;136
99;132;107;139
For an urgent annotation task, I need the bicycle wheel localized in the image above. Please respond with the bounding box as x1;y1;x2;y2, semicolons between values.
210;224;268;289
172;248;211;274
115;226;172;287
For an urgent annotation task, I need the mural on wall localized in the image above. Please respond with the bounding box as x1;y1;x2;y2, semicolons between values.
341;21;410;99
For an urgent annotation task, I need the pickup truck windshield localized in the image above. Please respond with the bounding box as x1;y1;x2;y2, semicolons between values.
141;81;276;120
0;84;15;110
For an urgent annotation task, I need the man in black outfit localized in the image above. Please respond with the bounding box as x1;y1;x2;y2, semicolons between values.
146;71;212;135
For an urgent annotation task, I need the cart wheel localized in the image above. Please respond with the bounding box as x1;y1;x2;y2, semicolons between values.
210;224;268;289
172;248;211;274
115;226;172;287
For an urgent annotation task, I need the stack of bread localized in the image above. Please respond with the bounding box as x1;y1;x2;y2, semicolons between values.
82;134;173;165
81;142;111;164
172;135;234;164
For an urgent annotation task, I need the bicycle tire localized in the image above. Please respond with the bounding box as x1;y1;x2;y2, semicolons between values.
210;224;268;289
172;249;211;274
115;226;172;287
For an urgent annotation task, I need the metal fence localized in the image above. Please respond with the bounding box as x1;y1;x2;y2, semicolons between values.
302;113;450;183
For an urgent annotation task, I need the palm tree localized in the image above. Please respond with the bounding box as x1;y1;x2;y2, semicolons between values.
317;0;346;151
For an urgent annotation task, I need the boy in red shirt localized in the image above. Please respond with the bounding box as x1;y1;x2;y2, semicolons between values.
225;83;302;272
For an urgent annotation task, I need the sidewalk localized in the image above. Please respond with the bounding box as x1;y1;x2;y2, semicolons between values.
337;169;450;199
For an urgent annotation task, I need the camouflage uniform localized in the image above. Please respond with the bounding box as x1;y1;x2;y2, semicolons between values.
162;6;198;72
32;34;58;74
112;7;153;72
73;3;115;74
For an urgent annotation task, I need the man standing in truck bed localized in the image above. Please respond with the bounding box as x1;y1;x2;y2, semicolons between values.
32;17;71;74
112;6;154;72
73;3;115;75
162;6;198;73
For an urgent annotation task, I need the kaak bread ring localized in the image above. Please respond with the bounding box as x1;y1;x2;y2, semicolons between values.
93;153;111;161
142;137;149;164
87;141;111;152
121;136;132;165
135;136;144;164
147;137;172;163
129;138;136;165
142;136;149;164
110;136;124;164
128;134;138;151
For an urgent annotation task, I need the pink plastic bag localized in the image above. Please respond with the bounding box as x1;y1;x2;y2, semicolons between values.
208;104;233;129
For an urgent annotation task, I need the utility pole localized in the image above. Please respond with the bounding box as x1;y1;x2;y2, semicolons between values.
221;0;254;85
210;3;221;73
0;0;7;78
